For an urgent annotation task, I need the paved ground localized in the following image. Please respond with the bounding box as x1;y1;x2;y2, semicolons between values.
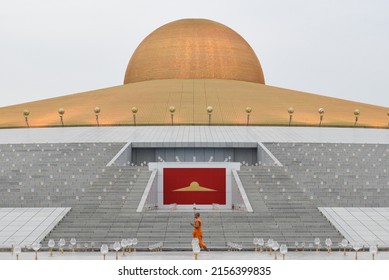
1;250;387;260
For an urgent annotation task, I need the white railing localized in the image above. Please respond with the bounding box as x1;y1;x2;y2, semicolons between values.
136;169;158;212
231;169;253;212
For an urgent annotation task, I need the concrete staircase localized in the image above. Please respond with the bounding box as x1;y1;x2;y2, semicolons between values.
43;166;151;246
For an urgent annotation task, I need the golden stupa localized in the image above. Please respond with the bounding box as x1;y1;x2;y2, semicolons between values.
124;19;265;84
0;18;387;128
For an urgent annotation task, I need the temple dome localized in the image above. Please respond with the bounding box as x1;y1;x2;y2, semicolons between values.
124;18;265;84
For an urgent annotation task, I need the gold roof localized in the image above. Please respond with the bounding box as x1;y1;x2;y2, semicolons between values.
0;19;387;128
0;79;387;128
124;19;265;84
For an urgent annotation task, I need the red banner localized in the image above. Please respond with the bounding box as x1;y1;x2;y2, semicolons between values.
163;168;226;205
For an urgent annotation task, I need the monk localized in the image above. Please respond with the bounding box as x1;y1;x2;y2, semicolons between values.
191;212;209;251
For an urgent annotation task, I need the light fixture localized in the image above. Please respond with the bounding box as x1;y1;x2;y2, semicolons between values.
94;106;101;126
288;107;294;126
84;243;89;252
280;244;288;260
113;241;121;260
207;106;213;125
314;238;320;252
245;107;252;126
272;241;280;260
32;243;41;260
318;108;325;126
267;238;274;255
14;245;21;260
121;239;127;256
387;111;389;126
127;238;133;253
253;238;258;252
341;239;348;256
353;243;362;260
258;238;264;253
70;238;77;253
354;109;360;127
169;106;175;126
58;108;65;126
23;110;30;127
132;238;138;253
48;239;55;257
370;245;377;260
325;238;332;253
131;107;138;126
58;238;66;255
100;244;109;260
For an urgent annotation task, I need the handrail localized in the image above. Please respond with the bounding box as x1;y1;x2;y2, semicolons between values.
136;169;157;212
232;169;253;212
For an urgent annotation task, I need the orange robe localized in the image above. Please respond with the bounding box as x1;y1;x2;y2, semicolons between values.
192;217;206;248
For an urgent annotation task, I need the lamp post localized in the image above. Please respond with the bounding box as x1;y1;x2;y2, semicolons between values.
280;244;288;260
121;239;127;256
341;239;348;256
288;107;294;126
14;245;21;260
132;238;138;253
100;244;109;260
370;245;377;260
58;238;66;255
132;107;138;126
94;106;101;126
23;110;30;127
84;242;89;252
113;241;121;260
127;238;133;253
58;108;65;126
353;243;362;260
294;241;299;251
84;243;89;252
48;239;55;257
272;241;280;260
354;109;360;127
258;238;264;253
32;243;41;260
318;108;324;126
245;107;252;126
387;111;389;126
207;106;213;126
70;238;77;253
267;238;274;255
325;238;332;253
253;238;258;252
169;106;175;126
314;238;320;252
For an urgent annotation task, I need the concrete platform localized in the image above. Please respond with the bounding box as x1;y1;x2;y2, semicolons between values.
0;208;71;247
320;207;389;246
0;250;387;260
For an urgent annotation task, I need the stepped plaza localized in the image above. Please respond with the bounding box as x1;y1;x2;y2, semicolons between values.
1;19;388;259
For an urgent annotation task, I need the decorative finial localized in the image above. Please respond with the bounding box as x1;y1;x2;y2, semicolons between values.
288;107;294;126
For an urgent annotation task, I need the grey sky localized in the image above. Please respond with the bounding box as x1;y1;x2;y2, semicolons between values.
0;0;388;108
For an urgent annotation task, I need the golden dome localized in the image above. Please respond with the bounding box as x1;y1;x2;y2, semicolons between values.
124;19;265;84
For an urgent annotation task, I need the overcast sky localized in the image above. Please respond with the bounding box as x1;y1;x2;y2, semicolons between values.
1;0;388;108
